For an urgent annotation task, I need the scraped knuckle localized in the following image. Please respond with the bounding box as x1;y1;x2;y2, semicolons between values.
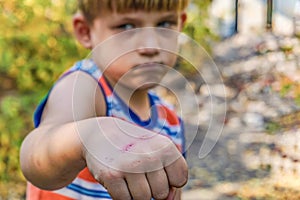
104;170;123;181
153;189;169;200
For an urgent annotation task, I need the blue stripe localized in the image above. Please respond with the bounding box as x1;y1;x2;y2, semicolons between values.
66;183;111;199
76;60;82;69
33;94;49;128
161;125;179;136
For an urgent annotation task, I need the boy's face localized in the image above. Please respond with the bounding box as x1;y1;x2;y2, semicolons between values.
74;10;186;90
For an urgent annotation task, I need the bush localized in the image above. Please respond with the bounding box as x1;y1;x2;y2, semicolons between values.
0;0;87;183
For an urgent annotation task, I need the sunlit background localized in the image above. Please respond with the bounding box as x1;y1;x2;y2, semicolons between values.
1;0;300;199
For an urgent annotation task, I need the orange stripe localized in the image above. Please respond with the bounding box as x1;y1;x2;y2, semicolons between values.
164;107;180;125
157;105;166;119
27;183;75;200
77;167;98;183
157;106;180;125
176;144;183;153
99;77;112;96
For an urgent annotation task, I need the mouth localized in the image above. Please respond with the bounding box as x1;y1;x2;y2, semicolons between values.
134;62;165;68
119;62;169;89
133;62;172;72
132;62;169;76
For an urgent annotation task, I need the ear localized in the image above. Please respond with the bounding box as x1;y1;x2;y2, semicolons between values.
73;12;93;49
179;12;187;31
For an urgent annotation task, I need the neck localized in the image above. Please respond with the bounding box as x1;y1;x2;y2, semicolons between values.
107;78;152;121
123;89;152;121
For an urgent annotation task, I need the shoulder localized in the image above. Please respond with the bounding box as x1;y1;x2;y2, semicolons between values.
38;68;106;127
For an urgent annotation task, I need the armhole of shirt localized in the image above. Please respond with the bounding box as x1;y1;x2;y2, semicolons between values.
33;93;50;128
179;118;186;158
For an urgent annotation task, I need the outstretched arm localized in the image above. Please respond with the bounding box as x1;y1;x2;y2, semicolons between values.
20;71;188;199
20;71;100;189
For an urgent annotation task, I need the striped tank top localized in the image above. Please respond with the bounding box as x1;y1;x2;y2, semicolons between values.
27;59;185;200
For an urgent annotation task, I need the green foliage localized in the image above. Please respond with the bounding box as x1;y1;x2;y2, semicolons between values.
179;0;218;76
0;0;215;184
184;0;219;51
0;95;36;181
0;0;87;92
279;83;292;97
0;0;87;183
265;121;281;134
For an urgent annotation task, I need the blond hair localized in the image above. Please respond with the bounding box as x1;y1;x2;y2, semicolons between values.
78;0;189;22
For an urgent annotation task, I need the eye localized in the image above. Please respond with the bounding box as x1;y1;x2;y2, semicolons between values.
116;23;135;30
157;21;177;28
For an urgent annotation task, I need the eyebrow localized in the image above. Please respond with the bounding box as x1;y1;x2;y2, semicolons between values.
160;13;179;20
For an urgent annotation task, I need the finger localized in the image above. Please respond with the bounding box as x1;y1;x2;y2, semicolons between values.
102;171;131;200
165;187;181;200
173;188;181;200
166;187;175;200
164;156;188;188
126;173;151;200
146;169;169;200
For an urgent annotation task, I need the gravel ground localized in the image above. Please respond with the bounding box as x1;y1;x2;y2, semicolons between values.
181;33;300;199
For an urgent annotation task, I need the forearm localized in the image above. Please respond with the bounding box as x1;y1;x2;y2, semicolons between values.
20;119;96;190
20;116;189;200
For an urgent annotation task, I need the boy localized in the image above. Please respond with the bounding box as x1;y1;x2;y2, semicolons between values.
20;0;189;199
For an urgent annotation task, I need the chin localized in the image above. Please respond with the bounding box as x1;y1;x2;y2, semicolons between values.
138;83;158;90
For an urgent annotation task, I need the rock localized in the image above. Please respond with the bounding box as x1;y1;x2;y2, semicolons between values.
267;51;286;63
228;94;248;113
182;188;221;200
214;182;240;197
275;60;297;72
242;112;265;129
244;82;265;96
267;95;294;114
256;40;277;54
226;116;243;129
246;101;279;118
279;37;295;53
199;84;237;99
246;100;268;114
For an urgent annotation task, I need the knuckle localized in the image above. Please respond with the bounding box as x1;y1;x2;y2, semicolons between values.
118;194;132;200
153;189;169;200
114;195;131;200
174;173;188;187
104;170;123;181
93;174;103;184
130;182;152;200
133;193;151;200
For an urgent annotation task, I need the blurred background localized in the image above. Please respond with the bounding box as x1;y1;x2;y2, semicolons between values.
1;0;300;199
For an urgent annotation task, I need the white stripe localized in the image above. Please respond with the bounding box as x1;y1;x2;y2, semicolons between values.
72;178;107;191
54;187;80;199
53;178;110;200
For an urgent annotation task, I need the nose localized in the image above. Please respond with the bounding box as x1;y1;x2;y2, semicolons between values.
136;28;160;56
